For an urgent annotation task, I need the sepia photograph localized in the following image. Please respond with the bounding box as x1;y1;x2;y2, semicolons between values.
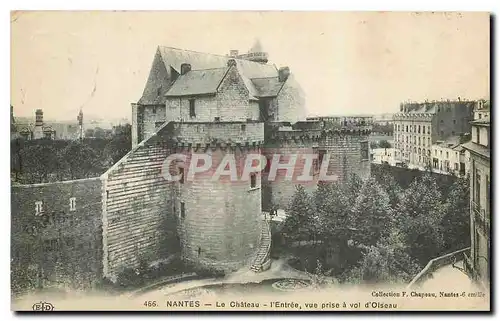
9;10;491;311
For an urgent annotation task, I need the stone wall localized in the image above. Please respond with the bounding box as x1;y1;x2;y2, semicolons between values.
102;138;179;279
11;178;103;291
320;133;371;182
176;147;262;272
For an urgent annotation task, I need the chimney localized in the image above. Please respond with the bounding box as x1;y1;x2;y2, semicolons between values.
180;63;191;75
227;59;237;67
278;66;290;82
229;50;239;57
35;109;43;127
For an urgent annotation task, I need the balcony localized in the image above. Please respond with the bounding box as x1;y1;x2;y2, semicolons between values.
472;201;490;236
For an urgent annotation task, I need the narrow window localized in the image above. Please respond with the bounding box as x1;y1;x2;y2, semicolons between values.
189;99;196;117
152;106;157;114
35;201;43;216
241;124;246;131
250;173;257;188
179;167;185;184
69;197;76;211
180;202;185;219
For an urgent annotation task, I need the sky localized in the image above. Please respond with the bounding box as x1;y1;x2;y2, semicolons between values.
10;11;490;121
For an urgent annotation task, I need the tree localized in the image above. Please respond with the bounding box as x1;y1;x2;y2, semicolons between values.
61;142;103;179
440;176;470;252
19;144;60;183
374;167;403;208
283;185;315;245
378;140;392;149
351;178;394;247
85;128;95;138
315;181;351;241
94;127;105;139
343;173;363;205
395;174;445;265
103;124;132;165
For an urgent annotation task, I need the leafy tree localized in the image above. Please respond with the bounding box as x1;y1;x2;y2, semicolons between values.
343;173;363;205
374;166;403;208
85;128;95;138
61;142;103;179
104;124;132;164
343;230;421;284
315;181;351;241
19;144;60;183
94;127;105;139
351;178;394;247
440;176;471;252
395;174;445;265
378;140;392;149
283;185;315;245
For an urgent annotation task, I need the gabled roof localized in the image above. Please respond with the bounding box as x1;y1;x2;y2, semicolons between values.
165;67;229;97
157;46;277;79
139;46;280;104
251;77;285;97
462;141;490;159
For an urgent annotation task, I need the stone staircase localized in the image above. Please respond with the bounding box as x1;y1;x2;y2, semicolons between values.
250;218;272;272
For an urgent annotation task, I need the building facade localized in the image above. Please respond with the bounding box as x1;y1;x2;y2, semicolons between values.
17;109;57;141
462;117;490;289
392;100;475;168
371;147;400;167
430;136;469;176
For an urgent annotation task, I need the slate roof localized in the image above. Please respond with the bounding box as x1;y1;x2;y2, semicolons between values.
462;141;490;159
139;46;280;104
251;77;285;97
165;68;229;97
157;46;276;79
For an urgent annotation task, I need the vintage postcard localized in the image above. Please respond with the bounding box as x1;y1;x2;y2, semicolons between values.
10;11;490;311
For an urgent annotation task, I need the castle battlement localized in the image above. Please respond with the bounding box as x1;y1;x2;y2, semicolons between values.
154;121;265;147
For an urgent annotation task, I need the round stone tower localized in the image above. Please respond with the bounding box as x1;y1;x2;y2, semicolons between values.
173;122;265;273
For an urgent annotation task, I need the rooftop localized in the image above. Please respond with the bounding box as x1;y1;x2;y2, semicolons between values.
462;141;490;159
165;67;229;97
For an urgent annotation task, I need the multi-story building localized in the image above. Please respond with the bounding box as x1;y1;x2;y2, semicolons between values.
463;116;490;289
392;99;475;168
430;135;469;176
371;147;400;167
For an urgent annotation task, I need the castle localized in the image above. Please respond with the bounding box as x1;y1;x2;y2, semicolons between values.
11;41;373;285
